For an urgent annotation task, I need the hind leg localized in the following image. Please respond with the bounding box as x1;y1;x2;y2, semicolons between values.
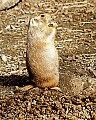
20;85;34;91
50;87;62;92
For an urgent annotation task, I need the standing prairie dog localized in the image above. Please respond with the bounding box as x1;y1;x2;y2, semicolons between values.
26;14;59;89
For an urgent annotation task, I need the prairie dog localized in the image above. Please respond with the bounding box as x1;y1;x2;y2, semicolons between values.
26;14;59;88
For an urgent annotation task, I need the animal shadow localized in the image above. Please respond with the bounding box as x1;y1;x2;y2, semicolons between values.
0;75;30;87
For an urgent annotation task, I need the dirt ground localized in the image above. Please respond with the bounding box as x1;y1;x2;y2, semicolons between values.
0;0;96;119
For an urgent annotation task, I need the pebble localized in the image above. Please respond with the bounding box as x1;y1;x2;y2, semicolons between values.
1;54;7;62
5;25;16;30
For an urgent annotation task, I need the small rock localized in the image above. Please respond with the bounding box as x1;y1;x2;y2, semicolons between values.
1;54;7;62
6;25;16;30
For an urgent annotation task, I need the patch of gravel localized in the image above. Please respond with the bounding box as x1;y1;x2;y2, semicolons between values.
0;86;96;120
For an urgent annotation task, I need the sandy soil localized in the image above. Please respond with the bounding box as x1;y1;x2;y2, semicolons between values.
0;0;96;119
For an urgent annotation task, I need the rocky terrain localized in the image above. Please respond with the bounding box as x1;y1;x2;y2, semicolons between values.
0;0;96;119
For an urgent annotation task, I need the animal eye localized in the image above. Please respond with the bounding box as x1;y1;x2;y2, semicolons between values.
41;14;45;17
